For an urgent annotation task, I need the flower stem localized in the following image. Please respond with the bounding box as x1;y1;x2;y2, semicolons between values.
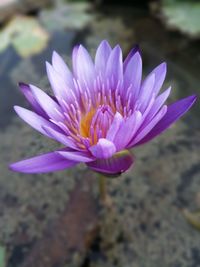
98;175;107;203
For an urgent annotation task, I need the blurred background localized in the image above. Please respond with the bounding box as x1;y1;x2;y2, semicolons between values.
0;0;200;266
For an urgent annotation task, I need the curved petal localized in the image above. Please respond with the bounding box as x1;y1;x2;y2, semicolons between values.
106;112;123;141
124;51;142;99
72;45;79;73
9;151;77;173
146;62;167;95
19;82;47;118
106;45;123;89
114;111;142;150
43;126;79;150
46;61;70;100
138;73;155;112
123;44;140;71
72;45;95;89
87;150;134;175
30;85;65;121
145;87;171;122
52;51;74;89
131;105;167;146
57;150;94;162
136;95;197;146
89;138;116;159
95;40;112;74
14;106;57;138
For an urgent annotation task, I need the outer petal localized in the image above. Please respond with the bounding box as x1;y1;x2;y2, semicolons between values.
57;150;95;162
30;85;65;121
145;87;171;122
43;126;79;150
130;105;167;146
46;62;70;100
14;106;57;138
87;150;134;175
106;45;123;89
9;152;77;173
89;138;116;159
95;40;112;74
138;73;155;112
123;44;140;71
19;82;47;118
124;51;142;99
136;95;197;146
52;51;74;89
147;62;167;95
72;45;95;89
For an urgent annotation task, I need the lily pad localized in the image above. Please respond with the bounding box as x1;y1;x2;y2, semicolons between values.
40;2;93;32
161;1;200;37
0;15;49;58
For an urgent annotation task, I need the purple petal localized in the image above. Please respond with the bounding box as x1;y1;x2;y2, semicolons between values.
52;51;74;89
14;106;56;138
95;40;112;74
106;112;123;141
131;105;167;146
72;45;79;73
124;51;142;99
145;87;171;122
89;138;116;159
106;45;123;89
72;45;95;89
147;62;167;95
123;44;140;71
136;95;197;145
43;126;79;150
46;61;69;100
87;150;134;175
30;85;65;121
19;82;47;118
9;151;77;173
114;111;142;150
138;73;155;112
57;150;94;162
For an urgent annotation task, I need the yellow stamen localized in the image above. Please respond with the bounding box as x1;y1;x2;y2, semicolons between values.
80;108;95;137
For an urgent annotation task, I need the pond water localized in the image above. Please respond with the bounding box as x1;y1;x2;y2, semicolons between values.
0;3;200;267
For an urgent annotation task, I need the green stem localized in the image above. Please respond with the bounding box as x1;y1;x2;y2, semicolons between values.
98;175;107;202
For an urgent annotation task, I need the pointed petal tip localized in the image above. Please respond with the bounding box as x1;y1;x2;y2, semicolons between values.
190;94;198;102
100;39;110;46
52;50;58;56
9;152;77;174
9;162;24;173
18;81;29;88
13;105;21;112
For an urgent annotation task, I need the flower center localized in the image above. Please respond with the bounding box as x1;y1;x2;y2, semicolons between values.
80;105;114;143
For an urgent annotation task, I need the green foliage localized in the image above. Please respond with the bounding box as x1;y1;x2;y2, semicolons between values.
162;0;200;37
0;16;49;58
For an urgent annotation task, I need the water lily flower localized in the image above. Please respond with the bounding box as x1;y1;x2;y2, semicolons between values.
9;41;196;175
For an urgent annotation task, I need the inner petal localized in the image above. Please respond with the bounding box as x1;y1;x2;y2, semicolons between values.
80;105;114;144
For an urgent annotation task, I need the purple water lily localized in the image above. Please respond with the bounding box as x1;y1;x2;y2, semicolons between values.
10;41;196;175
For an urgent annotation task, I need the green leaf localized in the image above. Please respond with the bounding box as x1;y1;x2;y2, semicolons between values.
0;15;49;57
161;1;200;37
